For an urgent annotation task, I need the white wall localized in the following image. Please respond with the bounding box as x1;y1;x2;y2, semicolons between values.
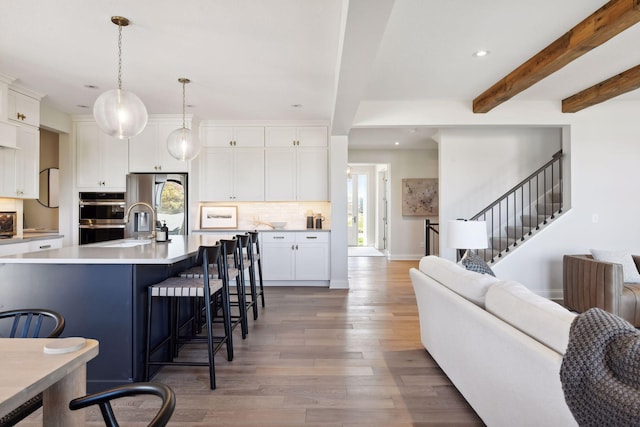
437;127;562;260
349;148;438;259
351;99;640;298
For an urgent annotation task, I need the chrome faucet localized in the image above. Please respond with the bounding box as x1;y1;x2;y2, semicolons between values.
124;202;156;239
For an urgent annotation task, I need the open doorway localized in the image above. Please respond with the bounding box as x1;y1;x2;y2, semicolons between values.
347;163;388;257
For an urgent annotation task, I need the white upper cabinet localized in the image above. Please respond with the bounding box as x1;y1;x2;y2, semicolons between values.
129;119;191;173
265;126;327;147
265;126;328;201
200;146;265;202
14;124;39;198
75;120;128;190
201;126;264;147
4;87;41;198
7;89;39;128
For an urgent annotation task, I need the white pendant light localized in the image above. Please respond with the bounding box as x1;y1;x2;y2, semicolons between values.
167;78;200;161
93;16;148;140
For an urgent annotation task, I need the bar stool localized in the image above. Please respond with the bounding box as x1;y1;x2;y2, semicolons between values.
220;238;249;339
248;230;265;309
235;233;259;321
144;243;231;390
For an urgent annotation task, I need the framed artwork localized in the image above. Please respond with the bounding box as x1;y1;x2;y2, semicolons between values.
402;178;438;216
200;206;238;229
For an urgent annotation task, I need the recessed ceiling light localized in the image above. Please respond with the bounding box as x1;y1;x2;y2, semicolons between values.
84;84;99;89
394;141;400;146
76;104;89;109
291;104;302;108
473;50;490;57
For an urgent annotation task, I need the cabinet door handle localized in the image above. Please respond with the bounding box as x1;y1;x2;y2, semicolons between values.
305;236;318;239
39;245;51;249
295;244;299;250
16;112;26;121
273;236;285;239
229;140;233;146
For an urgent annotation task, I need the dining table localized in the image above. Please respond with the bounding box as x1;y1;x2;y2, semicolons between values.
0;337;99;426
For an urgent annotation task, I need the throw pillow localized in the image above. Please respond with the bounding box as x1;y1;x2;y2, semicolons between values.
459;251;495;277
590;249;640;283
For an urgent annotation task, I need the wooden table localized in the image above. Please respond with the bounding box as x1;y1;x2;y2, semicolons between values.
0;338;99;426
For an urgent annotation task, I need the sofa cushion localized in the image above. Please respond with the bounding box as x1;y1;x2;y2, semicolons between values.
590;248;640;283
459;251;495;276
485;281;576;354
418;256;499;307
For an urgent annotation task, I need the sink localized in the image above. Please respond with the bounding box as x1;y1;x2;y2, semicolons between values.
100;239;152;248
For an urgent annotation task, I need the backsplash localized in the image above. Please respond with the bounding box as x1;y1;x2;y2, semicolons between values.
198;202;331;230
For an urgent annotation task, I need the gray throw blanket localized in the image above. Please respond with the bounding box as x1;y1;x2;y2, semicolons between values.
560;307;640;426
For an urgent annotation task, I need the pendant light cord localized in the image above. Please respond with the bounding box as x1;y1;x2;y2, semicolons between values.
117;23;123;90
182;80;186;129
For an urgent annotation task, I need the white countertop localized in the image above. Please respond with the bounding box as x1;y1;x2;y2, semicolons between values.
0;235;227;265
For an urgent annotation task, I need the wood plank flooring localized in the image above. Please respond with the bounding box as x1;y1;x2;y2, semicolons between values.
21;257;484;426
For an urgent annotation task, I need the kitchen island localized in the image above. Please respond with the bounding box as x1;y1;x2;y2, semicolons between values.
0;235;224;391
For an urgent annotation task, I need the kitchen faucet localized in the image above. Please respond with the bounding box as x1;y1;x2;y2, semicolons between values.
124;202;156;240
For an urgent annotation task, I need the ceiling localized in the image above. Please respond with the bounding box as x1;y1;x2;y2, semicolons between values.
1;0;637;149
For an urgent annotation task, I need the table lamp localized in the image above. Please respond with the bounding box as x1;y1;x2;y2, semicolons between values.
447;219;488;261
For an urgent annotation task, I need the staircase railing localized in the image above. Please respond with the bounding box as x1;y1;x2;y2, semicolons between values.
424;219;439;256
471;150;563;263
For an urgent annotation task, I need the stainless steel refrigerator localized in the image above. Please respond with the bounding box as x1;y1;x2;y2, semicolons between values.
125;173;188;238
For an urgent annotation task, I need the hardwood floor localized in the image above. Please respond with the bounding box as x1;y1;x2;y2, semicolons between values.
21;258;484;426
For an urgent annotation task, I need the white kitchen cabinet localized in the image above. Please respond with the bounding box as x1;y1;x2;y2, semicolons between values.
0;147;16;197
261;231;329;282
129;119;191;172
13;124;39;198
7;89;40;128
265;126;327;147
0;237;62;257
201;126;264;148
265;126;328;201
75;121;128;190
200;146;264;201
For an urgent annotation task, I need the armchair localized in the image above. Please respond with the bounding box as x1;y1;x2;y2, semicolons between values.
563;254;640;327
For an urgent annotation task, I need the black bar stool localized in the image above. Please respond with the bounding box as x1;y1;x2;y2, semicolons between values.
236;233;259;321
220;238;249;339
248;230;265;309
144;243;231;390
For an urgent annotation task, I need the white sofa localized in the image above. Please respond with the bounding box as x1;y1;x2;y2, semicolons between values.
410;256;578;427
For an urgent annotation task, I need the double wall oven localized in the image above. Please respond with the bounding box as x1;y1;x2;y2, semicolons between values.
79;192;126;244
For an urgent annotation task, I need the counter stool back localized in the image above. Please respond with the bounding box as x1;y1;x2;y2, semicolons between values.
248;231;265;309
0;309;66;426
144;244;230;390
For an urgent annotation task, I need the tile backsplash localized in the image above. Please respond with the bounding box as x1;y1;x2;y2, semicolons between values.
198;202;331;230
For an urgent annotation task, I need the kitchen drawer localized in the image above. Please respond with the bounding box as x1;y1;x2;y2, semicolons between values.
261;232;295;243
294;232;329;243
28;238;62;252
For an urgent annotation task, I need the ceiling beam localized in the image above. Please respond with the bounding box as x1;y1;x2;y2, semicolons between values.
562;64;640;112
473;0;640;113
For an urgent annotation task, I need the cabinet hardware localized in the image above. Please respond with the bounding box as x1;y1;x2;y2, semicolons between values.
305;236;318;239
16;112;26;121
295;244;299;250
39;245;51;249
273;236;285;239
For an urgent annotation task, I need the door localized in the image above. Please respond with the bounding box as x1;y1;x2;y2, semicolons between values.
347;170;367;246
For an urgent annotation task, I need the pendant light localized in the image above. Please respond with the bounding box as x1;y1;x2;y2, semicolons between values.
93;16;148;139
167;78;201;161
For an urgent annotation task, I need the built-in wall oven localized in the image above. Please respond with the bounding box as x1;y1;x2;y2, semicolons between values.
79;192;126;244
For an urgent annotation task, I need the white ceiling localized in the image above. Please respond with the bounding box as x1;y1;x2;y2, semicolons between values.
1;0;637;149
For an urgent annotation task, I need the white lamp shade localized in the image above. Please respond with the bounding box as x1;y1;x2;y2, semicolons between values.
93;89;148;139
447;220;488;249
167;127;201;161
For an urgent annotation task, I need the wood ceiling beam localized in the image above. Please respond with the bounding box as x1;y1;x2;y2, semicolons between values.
473;0;640;113
562;64;640;112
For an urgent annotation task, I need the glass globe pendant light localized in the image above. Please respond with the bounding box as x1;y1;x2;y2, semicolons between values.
167;78;201;161
93;16;148;139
